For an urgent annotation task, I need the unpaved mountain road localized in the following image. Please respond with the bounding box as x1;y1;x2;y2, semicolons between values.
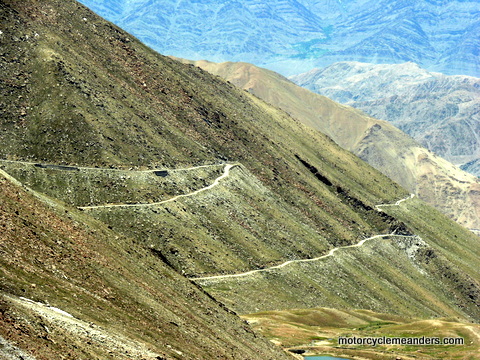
78;163;237;210
191;234;420;282
0;161;235;211
1;160;421;284
0;158;224;173
192;194;417;282
375;193;415;211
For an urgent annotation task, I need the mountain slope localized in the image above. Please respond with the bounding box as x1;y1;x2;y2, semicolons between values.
291;61;480;172
0;170;290;359
0;0;410;276
78;0;480;77
1;1;480;358
179;59;480;229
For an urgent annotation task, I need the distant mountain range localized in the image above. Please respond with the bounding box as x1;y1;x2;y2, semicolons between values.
290;61;480;175
79;0;480;77
3;1;480;358
463;158;480;176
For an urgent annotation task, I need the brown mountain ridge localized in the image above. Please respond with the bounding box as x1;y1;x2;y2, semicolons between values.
179;59;480;230
1;1;480;359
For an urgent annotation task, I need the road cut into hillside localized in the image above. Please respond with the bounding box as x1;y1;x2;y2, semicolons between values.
78;163;236;210
192;194;417;282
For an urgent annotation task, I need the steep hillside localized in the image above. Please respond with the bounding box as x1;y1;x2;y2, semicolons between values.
0;172;294;360
78;0;480;77
1;1;480;358
0;0;411;276
0;170;291;359
291;61;480;171
197;194;480;317
179;59;480;229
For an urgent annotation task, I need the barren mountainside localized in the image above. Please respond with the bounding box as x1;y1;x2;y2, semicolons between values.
1;1;480;359
181;59;480;230
0;167;290;360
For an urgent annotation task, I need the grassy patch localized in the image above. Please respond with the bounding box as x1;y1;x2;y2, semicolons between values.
243;308;480;359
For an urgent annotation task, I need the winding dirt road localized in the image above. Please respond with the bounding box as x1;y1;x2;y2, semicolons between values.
192;194;417;282
79;164;236;210
0;158;223;173
191;234;418;282
375;193;415;211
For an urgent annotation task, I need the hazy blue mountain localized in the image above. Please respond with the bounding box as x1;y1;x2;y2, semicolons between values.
79;0;480;76
79;0;327;65
315;0;480;77
462;158;480;178
290;61;480;173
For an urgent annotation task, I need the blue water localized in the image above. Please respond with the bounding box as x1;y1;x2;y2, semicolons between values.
304;357;352;360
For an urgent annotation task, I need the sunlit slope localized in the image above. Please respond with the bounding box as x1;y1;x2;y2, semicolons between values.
196;196;480;322
291;61;480;169
0;156;405;277
0;171;291;359
1;0;415;278
1;1;479;354
181;59;480;229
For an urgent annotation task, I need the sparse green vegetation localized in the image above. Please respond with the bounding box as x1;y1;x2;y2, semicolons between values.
0;0;479;359
243;308;480;359
0;160;225;207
